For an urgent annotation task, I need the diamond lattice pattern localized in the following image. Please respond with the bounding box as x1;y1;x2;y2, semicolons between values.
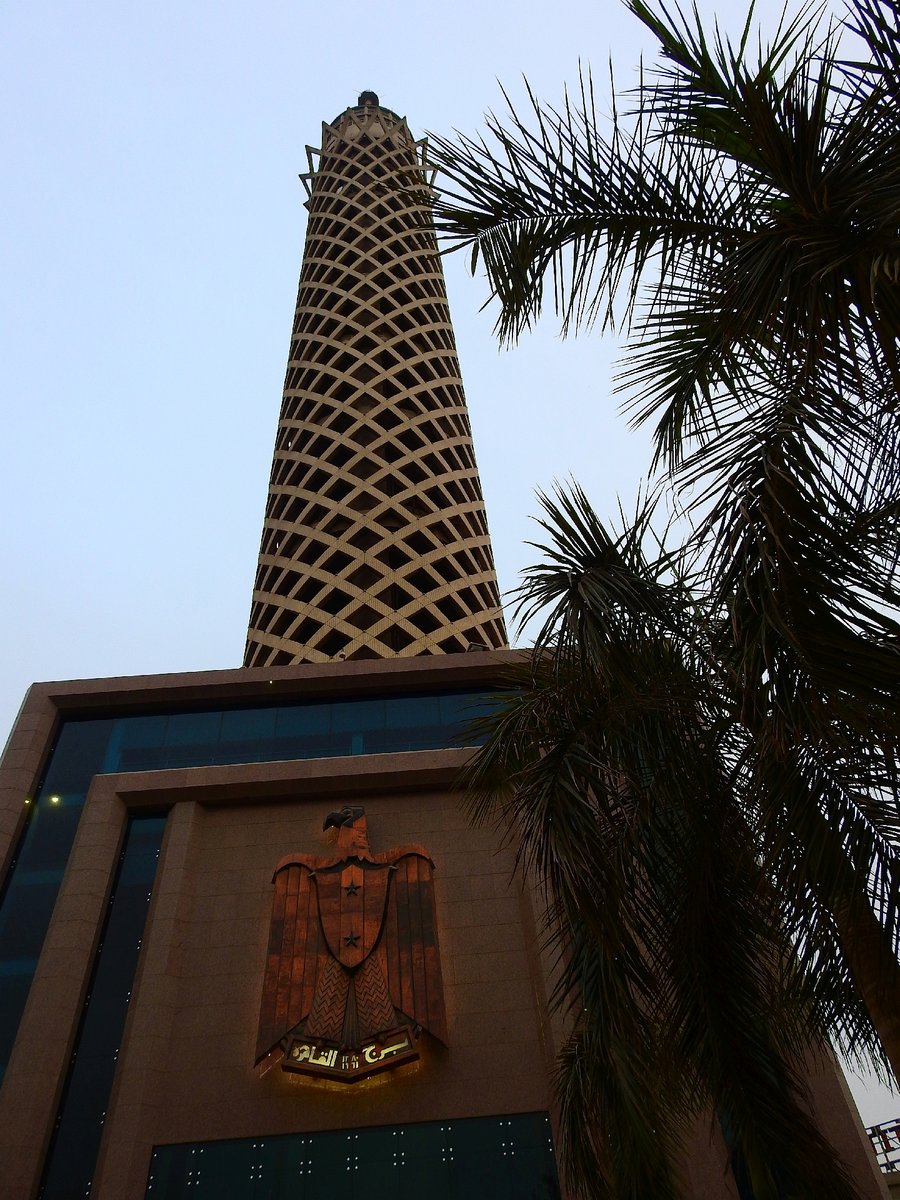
245;102;507;665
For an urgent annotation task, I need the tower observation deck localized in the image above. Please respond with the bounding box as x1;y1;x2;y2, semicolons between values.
244;93;507;666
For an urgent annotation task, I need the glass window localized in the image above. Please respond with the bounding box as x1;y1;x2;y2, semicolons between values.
331;698;385;733
105;714;169;773
220;706;278;744
386;695;441;730
0;971;32;1084
275;703;332;738
146;1113;559;1199
43;720;115;794
162;712;224;767
38;815;167;1200
0;873;63;959
4;801;82;875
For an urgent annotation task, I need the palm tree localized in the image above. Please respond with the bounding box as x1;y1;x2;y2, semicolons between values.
429;0;900;1195
472;487;887;1198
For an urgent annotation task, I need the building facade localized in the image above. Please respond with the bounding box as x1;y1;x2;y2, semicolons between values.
0;95;889;1200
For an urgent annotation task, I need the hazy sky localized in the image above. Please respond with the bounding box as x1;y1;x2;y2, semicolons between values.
1;0;896;1127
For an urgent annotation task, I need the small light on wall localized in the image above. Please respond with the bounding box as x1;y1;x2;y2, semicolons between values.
49;795;61;805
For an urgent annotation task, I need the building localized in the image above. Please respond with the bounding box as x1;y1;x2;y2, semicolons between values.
0;95;888;1200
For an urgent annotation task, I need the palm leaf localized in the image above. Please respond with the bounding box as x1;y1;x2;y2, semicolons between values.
438;1;900;1192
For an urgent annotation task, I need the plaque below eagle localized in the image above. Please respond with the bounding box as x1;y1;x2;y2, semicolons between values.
255;807;447;1082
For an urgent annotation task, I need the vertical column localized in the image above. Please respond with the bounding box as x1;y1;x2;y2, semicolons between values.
93;801;202;1199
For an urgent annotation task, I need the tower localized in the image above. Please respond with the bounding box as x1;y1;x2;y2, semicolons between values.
245;92;507;667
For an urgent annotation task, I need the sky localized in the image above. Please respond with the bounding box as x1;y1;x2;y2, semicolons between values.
1;0;896;1129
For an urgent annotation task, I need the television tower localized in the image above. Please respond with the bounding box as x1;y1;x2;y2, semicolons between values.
245;93;507;666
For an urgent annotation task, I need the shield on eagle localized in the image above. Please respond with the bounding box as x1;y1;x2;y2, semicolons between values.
255;807;447;1082
313;859;392;970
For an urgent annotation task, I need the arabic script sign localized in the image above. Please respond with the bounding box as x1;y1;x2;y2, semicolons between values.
255;808;446;1085
284;1024;419;1081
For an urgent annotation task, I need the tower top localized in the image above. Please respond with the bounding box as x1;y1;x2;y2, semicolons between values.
329;92;403;132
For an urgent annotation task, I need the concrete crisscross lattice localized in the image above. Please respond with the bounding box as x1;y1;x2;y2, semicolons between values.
245;95;507;665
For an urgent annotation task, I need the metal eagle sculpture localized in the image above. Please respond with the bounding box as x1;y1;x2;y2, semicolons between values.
255;807;447;1082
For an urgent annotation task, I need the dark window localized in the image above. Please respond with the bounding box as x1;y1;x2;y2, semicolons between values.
146;1112;560;1199
39;815;167;1200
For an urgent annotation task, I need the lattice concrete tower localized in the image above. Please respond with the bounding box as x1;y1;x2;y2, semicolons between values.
244;93;507;666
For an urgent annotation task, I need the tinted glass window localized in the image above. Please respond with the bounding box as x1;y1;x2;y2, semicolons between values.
146;1113;559;1199
38;815;167;1200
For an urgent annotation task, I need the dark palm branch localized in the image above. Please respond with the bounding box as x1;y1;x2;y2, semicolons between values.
465;488;889;1197
430;0;900;473
438;2;900;1195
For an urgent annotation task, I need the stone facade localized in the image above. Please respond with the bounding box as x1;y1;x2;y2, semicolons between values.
0;656;889;1198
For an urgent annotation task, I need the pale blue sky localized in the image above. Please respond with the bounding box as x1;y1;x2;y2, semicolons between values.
1;0;895;1127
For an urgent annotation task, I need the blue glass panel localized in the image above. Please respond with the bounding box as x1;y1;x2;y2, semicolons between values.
191;1137;253;1198
0;794;88;1081
146;1113;559;1199
399;1155;446;1200
164;711;223;746
105;714;169;773
439;692;498;740
331;698;385;733
221;706;277;741
438;694;470;723
114;744;173;772
0;971;31;1085
0;875;63;958
306;1128;350;1199
2;800;82;875
146;1142;192;1198
275;704;332;736
261;1135;317;1198
42;720;115;794
38;815;166;1200
161;712;224;768
386;695;441;729
219;707;279;764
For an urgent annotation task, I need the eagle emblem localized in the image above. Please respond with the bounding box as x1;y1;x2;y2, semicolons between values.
255;807;447;1082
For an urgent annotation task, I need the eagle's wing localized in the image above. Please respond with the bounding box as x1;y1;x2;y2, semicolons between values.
255;859;325;1062
382;852;447;1044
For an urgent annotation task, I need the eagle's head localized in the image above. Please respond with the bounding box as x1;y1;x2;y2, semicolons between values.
322;805;365;832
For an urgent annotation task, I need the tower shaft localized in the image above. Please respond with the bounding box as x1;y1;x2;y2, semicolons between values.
244;96;506;666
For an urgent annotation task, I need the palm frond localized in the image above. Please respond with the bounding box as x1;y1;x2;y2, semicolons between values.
430;66;738;345
431;0;900;462
462;480;899;1194
438;1;900;1191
